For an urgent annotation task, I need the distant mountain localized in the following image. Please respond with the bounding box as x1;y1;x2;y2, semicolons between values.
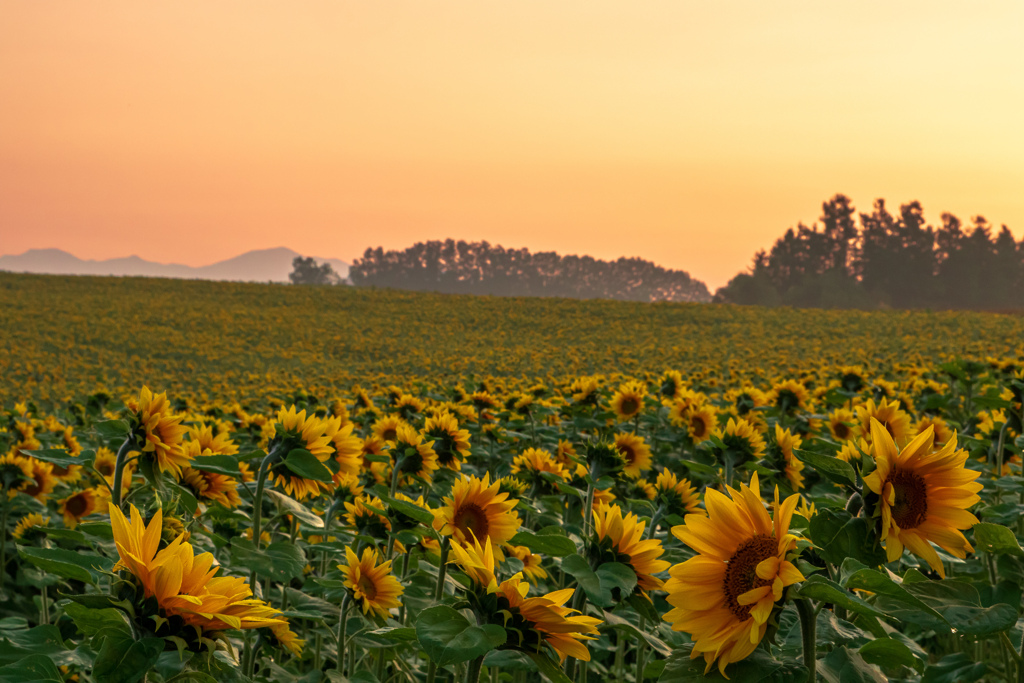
0;247;350;283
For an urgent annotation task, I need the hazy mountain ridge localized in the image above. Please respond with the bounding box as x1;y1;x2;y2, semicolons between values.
0;247;350;283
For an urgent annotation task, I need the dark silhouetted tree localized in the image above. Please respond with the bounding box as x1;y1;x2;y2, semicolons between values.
289;256;338;285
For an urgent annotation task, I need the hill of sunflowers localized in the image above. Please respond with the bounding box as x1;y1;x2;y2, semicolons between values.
2;270;1024;683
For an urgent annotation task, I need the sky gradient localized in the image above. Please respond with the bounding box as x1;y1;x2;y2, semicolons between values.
2;1;1022;290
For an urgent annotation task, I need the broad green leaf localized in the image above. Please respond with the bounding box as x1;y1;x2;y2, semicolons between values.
972;522;1024;556
382;494;435;525
365;626;417;642
282;448;334;483
843;567;946;626
415;605;506;667
483;650;536;671
795;576;885;619
528;652;574;683
230;540;306;583
941;603;1018;636
22;448;95;468
858;638;922;672
94;420;131;440
0;625;70;666
0;654;63;683
658;645;807;682
91;627;164;683
819;646;886;682
18;545;112;584
164;673;219;683
596;562;638;601
600;610;672;656
263;489;325;529
560;554;606;606
809;510;886;568
794;449;856;487
509;531;577;557
64;603;132;637
920;654;987;683
190;454;240;477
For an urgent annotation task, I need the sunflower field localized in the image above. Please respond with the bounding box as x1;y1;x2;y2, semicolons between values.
3;272;1024;683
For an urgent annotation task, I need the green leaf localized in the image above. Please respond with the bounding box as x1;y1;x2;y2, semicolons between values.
529;651;573;683
91;627;165;683
600;610;672;656
22;448;95;468
0;625;70;666
795;576;885;619
415;605;506;667
263;489;325;529
18;545;112;584
921;653;987;683
64;602;132;637
509;531;577;557
809;510;886;568
596;562;638;602
230;540;306;583
95;419;131;440
482;650;536;671
858;638;922;672
0;654;63;683
282;448;334;483
364;453;392;464
190;454;240;477
365;626;417;642
794;449;856;487
843;567;947;628
972;522;1024;556
819;646;886;682
659;645;807;681
382;494;435;525
164;673;219;683
941;603;1018;636
560;554;606;606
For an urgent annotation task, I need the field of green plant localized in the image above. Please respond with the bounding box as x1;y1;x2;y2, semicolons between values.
2;271;1024;683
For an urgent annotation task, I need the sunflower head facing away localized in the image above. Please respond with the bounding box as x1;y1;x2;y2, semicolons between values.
712;418;767;467
132;386;190;478
592;503;670;595
664;473;803;676
862;418;982;578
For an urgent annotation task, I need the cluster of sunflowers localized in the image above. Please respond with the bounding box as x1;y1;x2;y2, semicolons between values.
0;354;1023;683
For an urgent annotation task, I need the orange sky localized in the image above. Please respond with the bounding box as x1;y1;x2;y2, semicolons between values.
2;1;1022;290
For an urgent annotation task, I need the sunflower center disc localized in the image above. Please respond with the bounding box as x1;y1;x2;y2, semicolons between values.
454;503;489;541
357;574;378;600
889;469;928;529
619;445;636;464
723;533;777;621
833;422;849;440
66;493;89;516
621;398;639;415
690;415;706;436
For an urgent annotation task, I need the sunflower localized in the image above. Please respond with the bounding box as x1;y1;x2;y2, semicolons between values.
270;407;335;500
713;418;767;463
610;381;646;421
664;474;804;676
20;457;56;502
423;412;471;470
60;488;100;528
568;377;601;406
180;463;241;508
269;622;305;657
555;440;587;478
132;387;190;478
188;423;239;456
345;495;392;539
12;512;49;540
614;433;652;479
683;405;718;441
767;379;809;414
338;546;404;619
658;370;686;400
654;471;704;517
862;418;982;578
433;473;521;554
856;398;912;447
0;452;31;493
511;448;570;484
592;503;669;594
371;415;408;443
836;438;868;463
827;408;859;442
505;544;548;581
393;394;426;420
323;416;363;478
451;536;602;662
771;425;804;492
389;424;439;484
915;415;953;447
109;503;285;632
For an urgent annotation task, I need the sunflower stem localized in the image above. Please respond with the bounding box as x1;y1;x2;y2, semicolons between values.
39;583;48;625
645;505;664;541
109;433;137;510
614;630;626;682
336;593;351;675
465;655;484;683
723;456;734;489
635;615;647;683
995;422;1009;504
433;537;451;601
1017;627;1024;683
582;482;596;537
796;598;816;683
248;444;285;587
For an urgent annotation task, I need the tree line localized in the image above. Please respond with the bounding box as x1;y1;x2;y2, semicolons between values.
715;194;1019;310
347;239;711;303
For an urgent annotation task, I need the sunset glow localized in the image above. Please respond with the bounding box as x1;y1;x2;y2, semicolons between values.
2;1;1021;289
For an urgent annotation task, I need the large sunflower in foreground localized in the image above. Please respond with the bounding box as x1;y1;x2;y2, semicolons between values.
338;546;404;619
592;503;669;594
664;473;803;676
451;536;602;662
109;503;285;632
862;418;981;578
433;473;521;554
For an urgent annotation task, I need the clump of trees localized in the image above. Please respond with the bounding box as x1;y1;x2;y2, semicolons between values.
348;239;711;303
289;257;341;285
716;194;1020;310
